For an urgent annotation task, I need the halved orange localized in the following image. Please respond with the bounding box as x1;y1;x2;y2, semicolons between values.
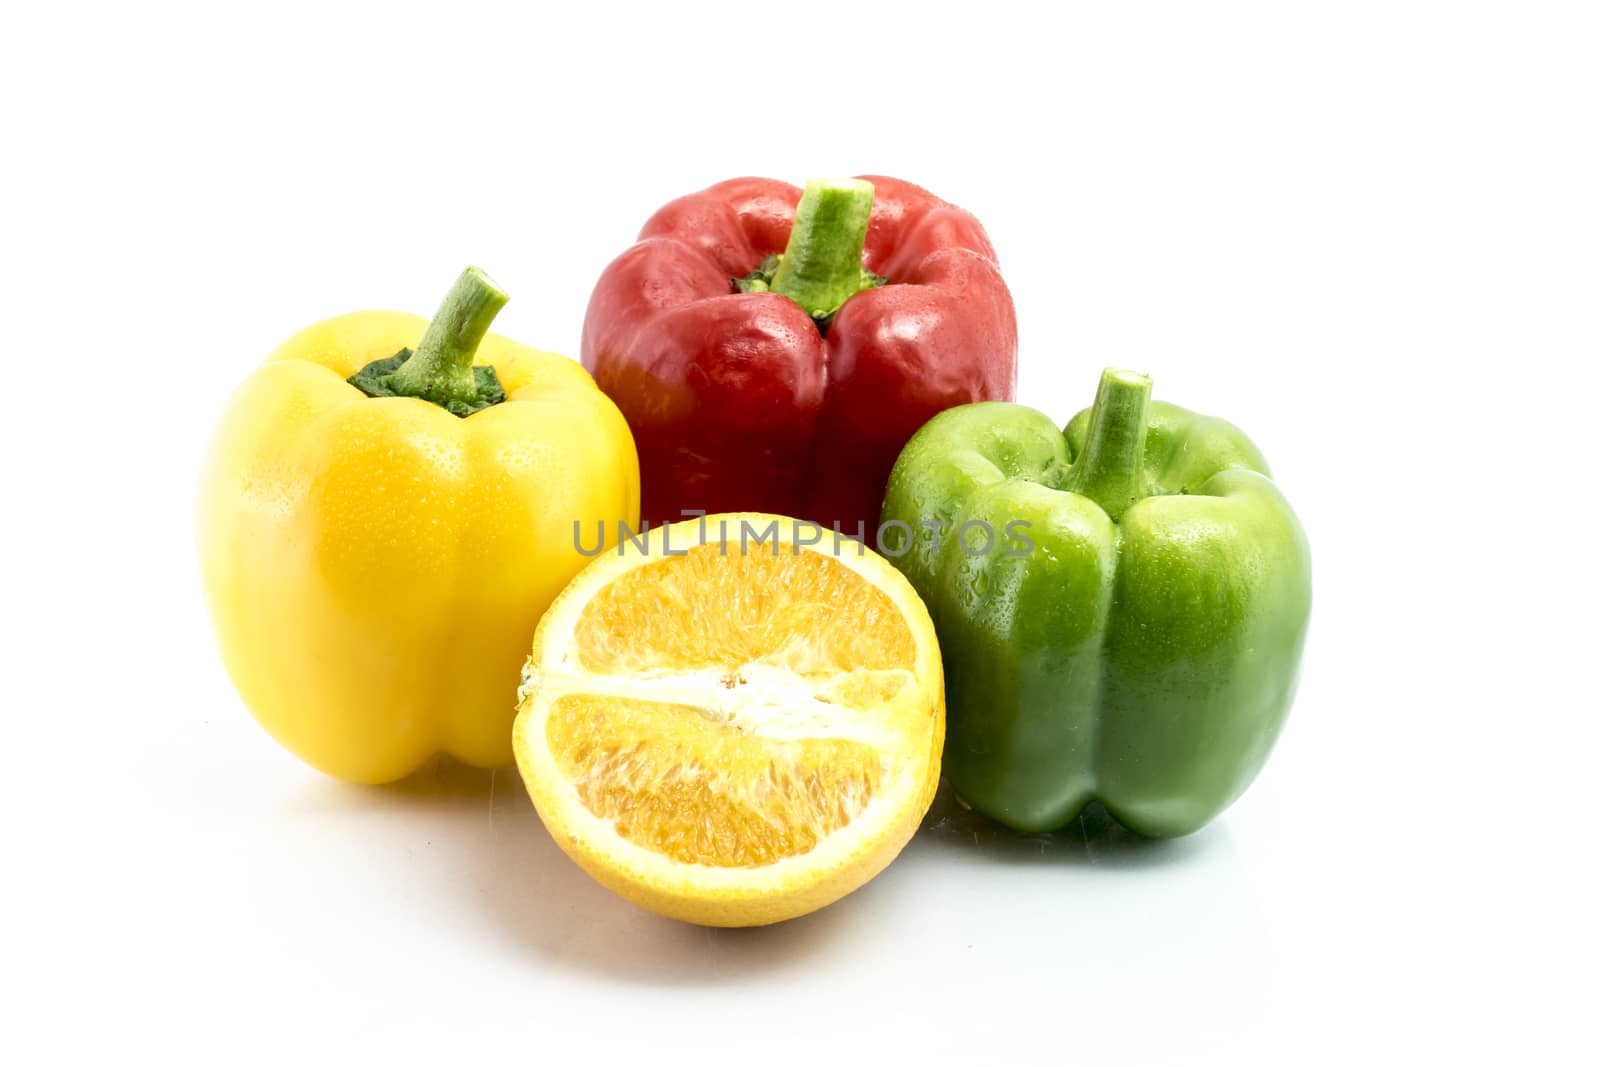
512;513;944;926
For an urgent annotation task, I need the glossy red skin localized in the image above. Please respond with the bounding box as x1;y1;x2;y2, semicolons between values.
581;175;1018;537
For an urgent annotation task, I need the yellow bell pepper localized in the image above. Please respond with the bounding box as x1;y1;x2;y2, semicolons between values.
199;267;640;784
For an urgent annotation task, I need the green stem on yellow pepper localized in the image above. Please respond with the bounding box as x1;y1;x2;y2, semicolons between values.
347;266;509;417
1067;368;1152;523
736;179;886;322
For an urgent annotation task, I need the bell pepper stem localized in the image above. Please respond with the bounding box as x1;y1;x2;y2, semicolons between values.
346;266;511;417
768;178;879;320
390;266;508;405
1068;369;1152;522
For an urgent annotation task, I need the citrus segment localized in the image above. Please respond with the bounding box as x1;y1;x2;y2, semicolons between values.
572;543;917;676
546;693;882;868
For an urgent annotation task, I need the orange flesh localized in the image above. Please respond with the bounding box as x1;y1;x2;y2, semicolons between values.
544;544;918;868
573;544;916;675
547;695;882;868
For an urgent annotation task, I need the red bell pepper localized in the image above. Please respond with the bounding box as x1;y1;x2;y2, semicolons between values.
581;175;1017;538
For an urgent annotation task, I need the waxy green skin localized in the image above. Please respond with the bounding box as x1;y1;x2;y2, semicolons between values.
882;380;1311;837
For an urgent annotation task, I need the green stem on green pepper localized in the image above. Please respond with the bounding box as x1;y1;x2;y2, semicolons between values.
1067;369;1152;522
347;267;510;417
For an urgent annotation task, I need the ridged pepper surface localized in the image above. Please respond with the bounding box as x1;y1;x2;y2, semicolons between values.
882;369;1311;837
583;176;1016;537
199;268;639;783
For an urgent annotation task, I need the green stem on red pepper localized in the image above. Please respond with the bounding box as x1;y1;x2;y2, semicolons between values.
1066;368;1152;522
347;266;509;417
735;178;886;322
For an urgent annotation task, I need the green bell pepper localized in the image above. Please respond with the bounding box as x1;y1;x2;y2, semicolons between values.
881;368;1311;837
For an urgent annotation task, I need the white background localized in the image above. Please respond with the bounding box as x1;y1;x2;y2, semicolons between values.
4;2;1597;1062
